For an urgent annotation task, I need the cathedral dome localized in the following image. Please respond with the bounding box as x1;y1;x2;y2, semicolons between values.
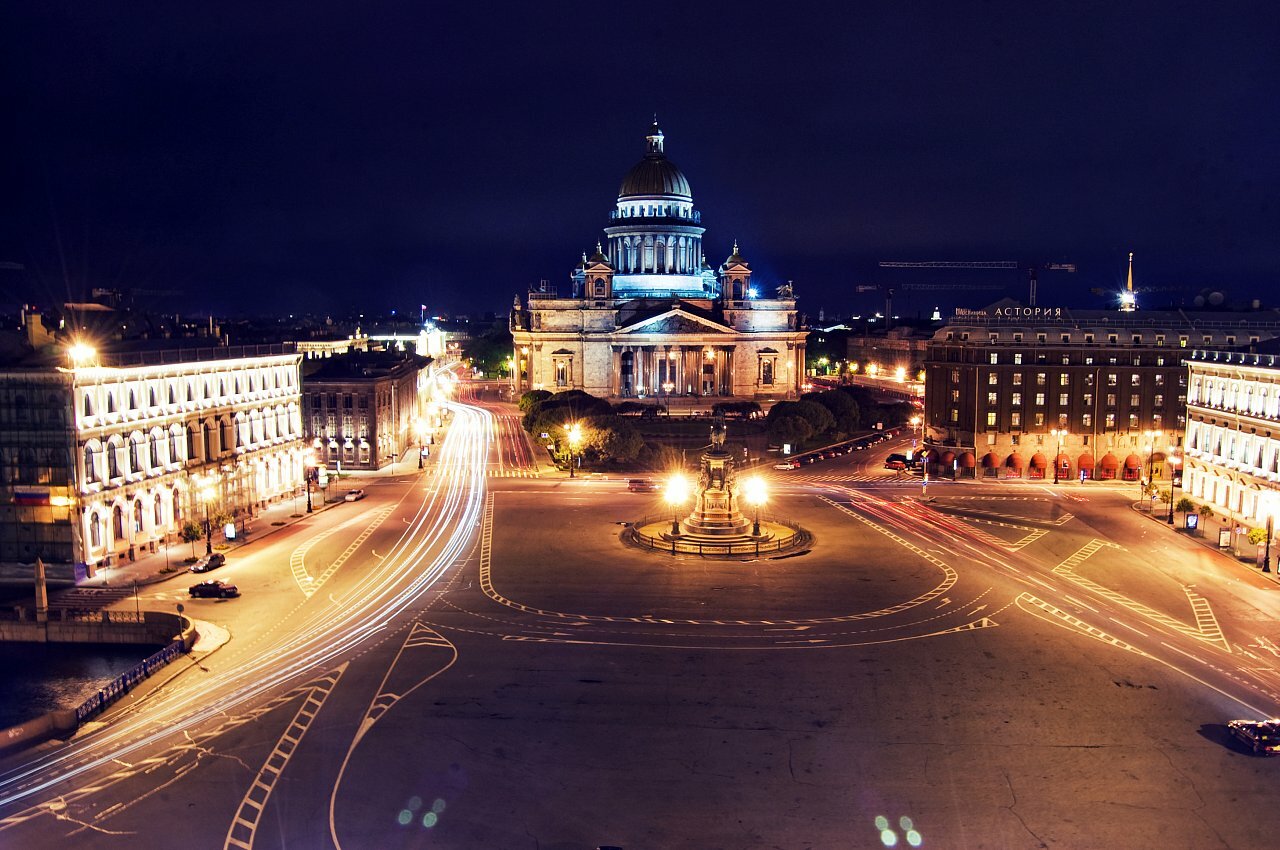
618;122;692;200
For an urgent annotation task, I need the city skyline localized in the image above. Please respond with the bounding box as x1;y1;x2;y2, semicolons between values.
4;4;1278;320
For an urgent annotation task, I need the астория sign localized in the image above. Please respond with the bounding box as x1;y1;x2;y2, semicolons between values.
955;307;1065;318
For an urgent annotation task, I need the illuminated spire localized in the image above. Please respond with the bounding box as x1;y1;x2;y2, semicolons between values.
1119;251;1137;312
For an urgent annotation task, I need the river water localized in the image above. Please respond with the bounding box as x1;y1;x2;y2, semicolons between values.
0;642;162;729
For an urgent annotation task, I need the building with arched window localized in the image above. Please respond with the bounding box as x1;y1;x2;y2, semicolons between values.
0;344;305;581
510;122;806;401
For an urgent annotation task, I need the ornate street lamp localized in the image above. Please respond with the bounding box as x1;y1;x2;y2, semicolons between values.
565;421;582;478
1167;450;1181;525
1051;428;1069;484
665;473;689;536
1141;429;1163;501
743;475;767;537
194;472;219;554
303;449;316;513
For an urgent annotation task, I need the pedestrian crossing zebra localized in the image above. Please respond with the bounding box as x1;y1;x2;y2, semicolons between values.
487;469;539;478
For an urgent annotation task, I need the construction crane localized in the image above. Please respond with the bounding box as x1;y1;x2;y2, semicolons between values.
853;279;1003;330
878;260;1076;307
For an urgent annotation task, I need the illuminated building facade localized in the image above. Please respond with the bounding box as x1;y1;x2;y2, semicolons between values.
510;122;807;400
302;351;430;471
1184;348;1280;529
0;345;305;580
923;304;1280;480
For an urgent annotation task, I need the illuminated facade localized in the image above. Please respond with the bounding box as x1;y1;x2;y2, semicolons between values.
0;346;305;580
510;123;807;400
1184;349;1280;527
923;305;1280;480
302;351;430;471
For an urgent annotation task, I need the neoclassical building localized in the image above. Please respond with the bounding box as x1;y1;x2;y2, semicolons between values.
510;122;807;400
1183;347;1280;527
0;342;305;580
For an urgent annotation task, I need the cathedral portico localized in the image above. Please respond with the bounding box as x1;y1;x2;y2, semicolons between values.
511;123;806;401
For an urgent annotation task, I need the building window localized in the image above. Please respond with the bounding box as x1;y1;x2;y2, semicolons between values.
1083;393;1093;406
950;389;960;402
1061;334;1070;343
988;373;998;385
1012;374;1022;386
1106;393;1116;407
1035;393;1045;406
1108;334;1118;344
1129;413;1139;429
1179;336;1188;347
1013;353;1023;365
1105;413;1116;428
1034;413;1045;426
1059;374;1069;386
950;369;960;383
986;412;997;427
1013;333;1023;343
1036;373;1046;386
1154;394;1164;407
1058;393;1068;406
1037;334;1047;344
1058;413;1068;427
1130;374;1141;386
1107;373;1117;386
987;392;998;405
989;353;999;365
1153;413;1163;428
1082;413;1092;427
1085;334;1095;344
949;408;959;423
1011;412;1021;427
1130;393;1140;406
1011;392;1022;406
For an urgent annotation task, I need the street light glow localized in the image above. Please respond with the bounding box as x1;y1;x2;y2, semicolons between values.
743;475;767;508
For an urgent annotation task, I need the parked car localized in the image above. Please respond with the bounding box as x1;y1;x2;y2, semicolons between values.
627;478;660;492
773;460;799;470
884;459;907;471
188;552;227;573
344;488;366;502
189;579;240;599
1227;719;1280;754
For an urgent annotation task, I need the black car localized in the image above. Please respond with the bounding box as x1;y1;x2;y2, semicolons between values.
1227;719;1280;754
188;552;227;573
189;579;240;599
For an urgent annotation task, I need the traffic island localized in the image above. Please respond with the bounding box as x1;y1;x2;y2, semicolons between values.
626;416;810;558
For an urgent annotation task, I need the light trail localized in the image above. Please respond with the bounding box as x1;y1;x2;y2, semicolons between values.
0;400;492;815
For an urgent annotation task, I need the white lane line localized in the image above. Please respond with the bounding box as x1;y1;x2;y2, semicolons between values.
1110;617;1149;638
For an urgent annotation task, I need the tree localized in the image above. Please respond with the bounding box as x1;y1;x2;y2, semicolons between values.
768;415;813;446
1248;527;1270;546
518;390;551;412
461;322;514;377
801;390;860;434
579;415;644;465
180;521;203;559
770;400;833;437
1158;489;1173;505
1175;497;1195;515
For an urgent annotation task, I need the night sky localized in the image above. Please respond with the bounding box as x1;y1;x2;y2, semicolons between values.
4;2;1278;321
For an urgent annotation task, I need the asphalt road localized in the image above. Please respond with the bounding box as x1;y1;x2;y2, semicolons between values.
4;414;1280;849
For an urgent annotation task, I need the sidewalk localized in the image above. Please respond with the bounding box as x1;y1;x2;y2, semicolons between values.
1131;499;1280;586
77;449;434;593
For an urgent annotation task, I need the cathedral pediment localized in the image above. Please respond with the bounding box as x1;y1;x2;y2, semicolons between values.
618;308;735;335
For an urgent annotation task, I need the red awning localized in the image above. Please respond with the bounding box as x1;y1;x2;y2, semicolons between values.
1123;454;1142;469
1006;452;1025;469
1077;453;1096;470
1055;453;1071;468
981;452;999;468
940;451;956;465
959;452;976;467
1029;453;1048;468
1099;453;1119;470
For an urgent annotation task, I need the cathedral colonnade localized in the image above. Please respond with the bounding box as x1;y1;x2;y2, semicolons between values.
612;344;734;398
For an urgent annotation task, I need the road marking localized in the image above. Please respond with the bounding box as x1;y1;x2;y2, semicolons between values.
1050;540;1230;652
289;508;393;597
1109;617;1149;638
1017;593;1150;656
224;664;346;850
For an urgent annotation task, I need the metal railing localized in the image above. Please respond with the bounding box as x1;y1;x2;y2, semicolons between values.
74;639;186;723
627;516;808;557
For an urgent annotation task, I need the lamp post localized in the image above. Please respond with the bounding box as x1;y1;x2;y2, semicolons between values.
565;421;582;478
1141;429;1163;501
743;475;767;537
1167;451;1181;524
1266;513;1274;573
414;418;426;469
195;472;219;555
1051;428;1068;484
665;473;689;536
303;449;315;513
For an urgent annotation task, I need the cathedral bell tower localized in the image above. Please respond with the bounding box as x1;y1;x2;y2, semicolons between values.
573;242;615;301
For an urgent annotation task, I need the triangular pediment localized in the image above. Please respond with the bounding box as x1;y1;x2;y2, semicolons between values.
618;308;735;335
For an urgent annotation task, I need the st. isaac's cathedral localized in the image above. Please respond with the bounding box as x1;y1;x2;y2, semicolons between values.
510;122;807;400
